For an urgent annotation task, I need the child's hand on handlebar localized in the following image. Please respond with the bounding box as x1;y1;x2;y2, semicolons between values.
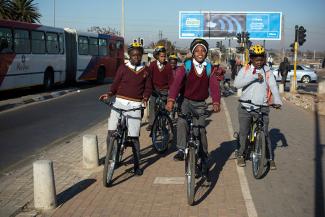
99;92;113;101
165;100;174;112
213;102;221;113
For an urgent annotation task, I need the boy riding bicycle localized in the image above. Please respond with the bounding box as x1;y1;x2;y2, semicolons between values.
234;44;282;170
99;42;152;176
147;46;174;131
166;38;221;181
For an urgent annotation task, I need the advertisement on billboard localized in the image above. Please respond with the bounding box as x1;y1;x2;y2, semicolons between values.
179;11;282;40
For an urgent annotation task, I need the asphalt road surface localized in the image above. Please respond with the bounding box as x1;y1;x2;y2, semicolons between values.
0;84;109;173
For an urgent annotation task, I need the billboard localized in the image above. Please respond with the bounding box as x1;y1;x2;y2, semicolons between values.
179;11;282;40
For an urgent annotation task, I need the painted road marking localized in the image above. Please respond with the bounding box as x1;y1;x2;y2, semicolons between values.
222;98;258;217
153;177;185;184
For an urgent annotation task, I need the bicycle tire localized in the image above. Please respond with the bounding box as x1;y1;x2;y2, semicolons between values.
186;147;196;205
152;114;173;153
103;137;119;187
252;131;266;179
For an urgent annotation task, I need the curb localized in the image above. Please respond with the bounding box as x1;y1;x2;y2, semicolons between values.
0;89;78;112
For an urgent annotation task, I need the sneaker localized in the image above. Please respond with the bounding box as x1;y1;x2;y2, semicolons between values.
237;156;246;167
269;160;277;170
134;168;143;176
173;150;184;161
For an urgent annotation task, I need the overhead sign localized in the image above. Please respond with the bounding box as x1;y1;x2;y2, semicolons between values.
179;11;282;40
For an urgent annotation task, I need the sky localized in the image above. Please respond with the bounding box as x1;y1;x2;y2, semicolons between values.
35;0;325;52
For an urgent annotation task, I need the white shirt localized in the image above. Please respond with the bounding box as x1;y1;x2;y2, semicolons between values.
193;59;207;75
156;61;164;70
126;61;144;72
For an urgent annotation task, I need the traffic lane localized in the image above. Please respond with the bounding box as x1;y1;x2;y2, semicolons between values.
223;95;325;217
0;84;109;173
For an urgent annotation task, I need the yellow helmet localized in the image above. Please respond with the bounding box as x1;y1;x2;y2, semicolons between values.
249;44;265;56
128;42;143;54
168;54;177;60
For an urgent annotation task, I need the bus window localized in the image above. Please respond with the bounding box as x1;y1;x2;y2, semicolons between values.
99;38;107;56
31;31;45;54
14;29;30;54
89;37;98;56
47;32;59;54
109;42;116;57
78;36;88;55
0;27;13;53
59;33;64;54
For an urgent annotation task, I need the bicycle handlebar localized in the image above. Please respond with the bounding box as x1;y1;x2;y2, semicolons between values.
238;99;270;108
100;98;145;112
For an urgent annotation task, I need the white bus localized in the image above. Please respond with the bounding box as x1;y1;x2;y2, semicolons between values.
0;20;124;91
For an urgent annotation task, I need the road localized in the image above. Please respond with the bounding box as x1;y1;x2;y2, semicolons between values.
0;84;109;173
223;95;325;217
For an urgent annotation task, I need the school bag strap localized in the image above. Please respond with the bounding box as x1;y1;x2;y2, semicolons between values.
184;59;212;77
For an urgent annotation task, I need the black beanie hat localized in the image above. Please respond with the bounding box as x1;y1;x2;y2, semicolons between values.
190;38;209;54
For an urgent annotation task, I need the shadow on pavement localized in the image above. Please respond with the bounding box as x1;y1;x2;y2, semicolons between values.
108;142;176;187
194;140;236;205
56;178;96;206
314;103;324;217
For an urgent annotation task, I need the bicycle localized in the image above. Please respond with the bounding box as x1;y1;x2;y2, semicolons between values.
178;103;208;205
101;99;145;187
150;90;174;153
235;99;272;179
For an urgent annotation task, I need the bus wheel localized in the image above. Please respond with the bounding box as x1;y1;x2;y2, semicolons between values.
96;67;105;84
44;69;54;90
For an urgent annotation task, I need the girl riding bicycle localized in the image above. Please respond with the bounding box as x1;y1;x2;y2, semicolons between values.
166;38;221;181
99;42;152;176
147;46;174;131
234;44;282;170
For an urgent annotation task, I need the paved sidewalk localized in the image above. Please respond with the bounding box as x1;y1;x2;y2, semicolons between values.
1;100;249;217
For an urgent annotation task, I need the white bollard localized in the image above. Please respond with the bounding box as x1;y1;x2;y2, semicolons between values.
237;88;242;97
318;80;325;94
83;134;99;168
279;83;284;93
33;160;57;210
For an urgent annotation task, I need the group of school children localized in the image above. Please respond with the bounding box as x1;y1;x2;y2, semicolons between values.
99;38;282;180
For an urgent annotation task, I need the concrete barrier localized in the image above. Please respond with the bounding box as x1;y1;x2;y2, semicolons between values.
83;134;99;168
290;76;297;93
318;80;325;94
279;83;284;93
33;160;57;210
237;88;242;97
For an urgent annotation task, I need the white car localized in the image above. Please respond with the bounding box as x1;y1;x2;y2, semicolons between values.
271;64;318;84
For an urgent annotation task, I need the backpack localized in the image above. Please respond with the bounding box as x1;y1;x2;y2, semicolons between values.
184;59;212;77
243;64;273;105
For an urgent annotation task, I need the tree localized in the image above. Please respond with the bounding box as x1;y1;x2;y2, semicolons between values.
151;39;175;54
88;26;120;35
10;0;41;23
0;0;12;19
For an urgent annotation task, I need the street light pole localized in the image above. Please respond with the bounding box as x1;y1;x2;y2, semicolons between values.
53;0;56;27
121;0;125;37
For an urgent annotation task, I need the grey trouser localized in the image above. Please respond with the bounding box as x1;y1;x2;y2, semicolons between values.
281;71;288;87
148;89;168;126
237;105;273;160
177;98;208;159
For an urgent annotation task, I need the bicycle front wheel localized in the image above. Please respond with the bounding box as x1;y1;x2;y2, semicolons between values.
103;137;119;187
186;147;196;205
252;131;266;179
152;114;173;153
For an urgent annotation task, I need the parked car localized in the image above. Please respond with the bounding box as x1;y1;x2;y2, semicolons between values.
271;64;318;83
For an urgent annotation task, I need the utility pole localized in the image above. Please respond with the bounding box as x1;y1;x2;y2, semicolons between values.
121;0;125;37
53;0;56;27
291;25;299;92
